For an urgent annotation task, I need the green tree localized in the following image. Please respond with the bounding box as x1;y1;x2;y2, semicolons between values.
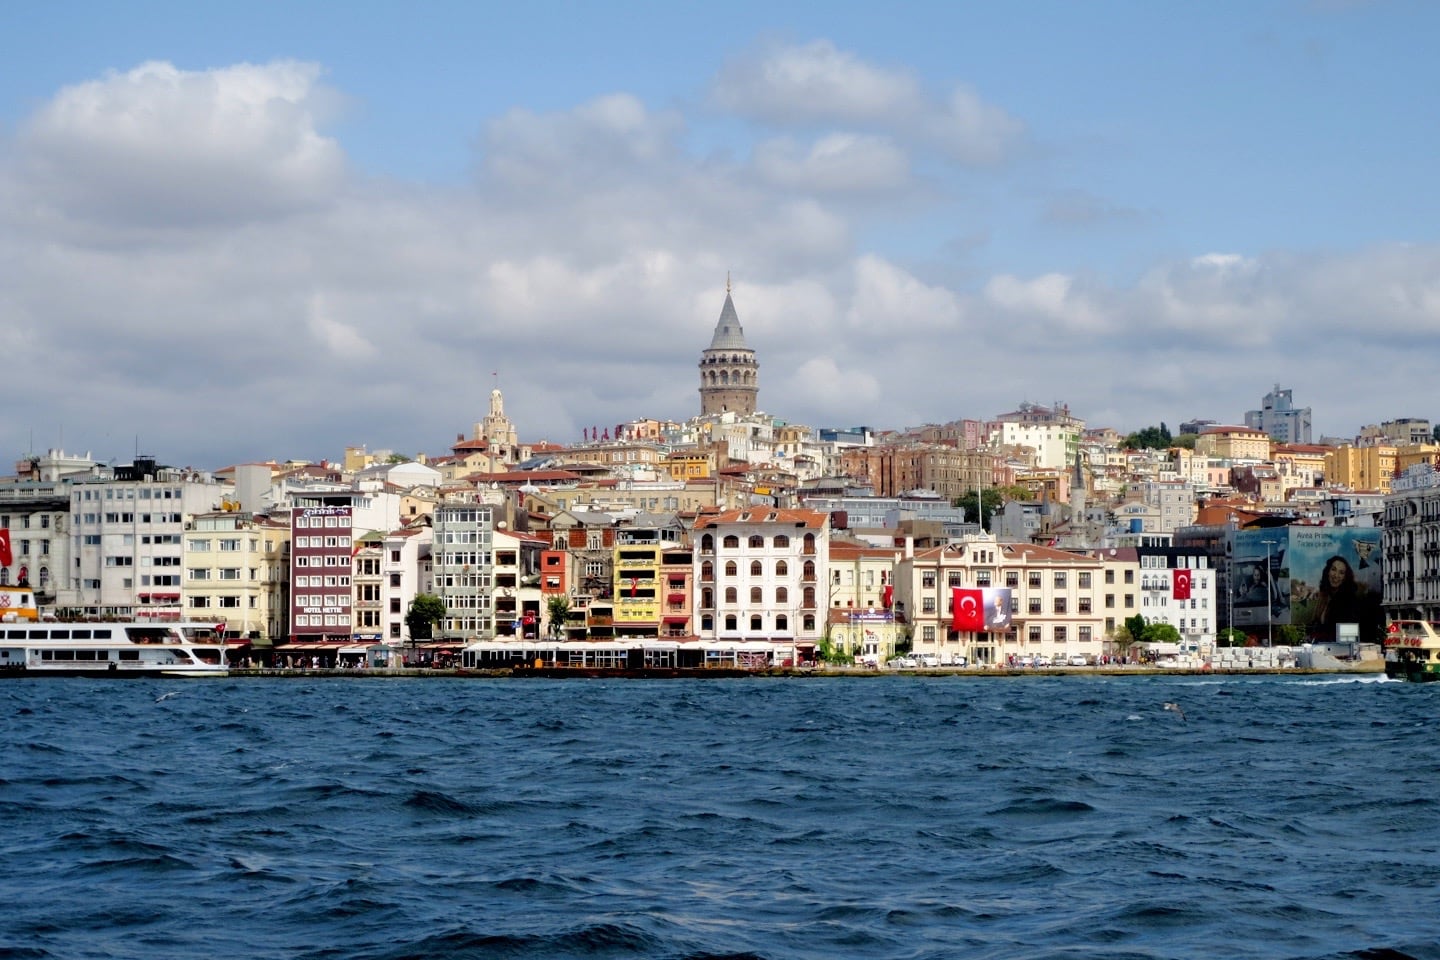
1215;627;1246;648
545;595;571;639
1278;624;1307;646
386;453;409;464
1113;614;1148;655
1143;622;1182;645
1122;423;1174;450
405;593;446;641
1172;433;1198;450
955;485;1030;529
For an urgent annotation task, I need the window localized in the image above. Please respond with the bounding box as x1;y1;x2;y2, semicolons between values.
775;614;788;631
948;571;962;587
723;535;739;549
725;587;737;603
725;561;737;577
775;586;788;603
219;539;241;552
773;535;789;548
1053;598;1067;614
922;597;936;614
750;560;762;576
724;615;737;631
748;535;764;549
749;615;762;630
1078;598;1091;614
1028;598;1042;614
1054;626;1067;643
1029;571;1042;588
1028;625;1041;642
1124;570;1134;584
188;569;210;580
922;571;936;588
1078;572;1092;588
976;570;992;587
922;626;935;642
1053;572;1067;588
1105;569;1115;584
776;560;788;576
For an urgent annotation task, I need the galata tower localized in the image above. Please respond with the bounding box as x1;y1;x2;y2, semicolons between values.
698;278;759;416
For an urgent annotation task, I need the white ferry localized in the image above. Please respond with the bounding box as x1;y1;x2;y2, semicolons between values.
0;586;228;678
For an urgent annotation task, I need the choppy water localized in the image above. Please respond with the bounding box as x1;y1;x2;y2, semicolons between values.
2;674;1437;960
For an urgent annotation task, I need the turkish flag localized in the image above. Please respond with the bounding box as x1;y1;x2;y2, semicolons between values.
630;577;638;598
952;587;985;632
0;529;10;567
1173;570;1192;601
882;584;893;609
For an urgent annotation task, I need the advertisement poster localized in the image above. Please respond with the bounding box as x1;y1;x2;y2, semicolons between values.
1230;528;1381;640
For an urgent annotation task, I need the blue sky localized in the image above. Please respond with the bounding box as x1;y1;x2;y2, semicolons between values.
2;1;1437;468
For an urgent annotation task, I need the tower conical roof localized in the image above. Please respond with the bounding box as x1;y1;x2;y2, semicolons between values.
707;292;751;351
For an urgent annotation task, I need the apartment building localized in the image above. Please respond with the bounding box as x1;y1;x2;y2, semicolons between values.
693;508;830;663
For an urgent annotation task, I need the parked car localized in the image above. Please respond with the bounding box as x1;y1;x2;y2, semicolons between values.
887;656;919;670
917;654;941;668
1017;655;1036;668
945;654;968;667
1067;655;1089;667
1034;655;1052;667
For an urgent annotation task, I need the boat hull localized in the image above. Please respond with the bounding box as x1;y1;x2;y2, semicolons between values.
1384;662;1440;682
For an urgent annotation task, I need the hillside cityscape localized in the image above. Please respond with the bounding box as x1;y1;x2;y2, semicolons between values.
3;288;1436;669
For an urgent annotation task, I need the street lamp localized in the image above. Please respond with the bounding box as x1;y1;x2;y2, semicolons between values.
1260;538;1277;647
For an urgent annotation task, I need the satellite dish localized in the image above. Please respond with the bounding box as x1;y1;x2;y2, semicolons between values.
497;520;508;529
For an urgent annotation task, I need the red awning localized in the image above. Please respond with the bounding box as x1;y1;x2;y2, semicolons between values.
663;615;690;624
667;593;686;603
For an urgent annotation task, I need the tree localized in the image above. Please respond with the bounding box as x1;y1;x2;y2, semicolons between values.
405;593;446;642
1122;423;1174;450
955;485;1030;529
1143;622;1182;645
546;595;571;639
1216;627;1246;648
1278;624;1307;646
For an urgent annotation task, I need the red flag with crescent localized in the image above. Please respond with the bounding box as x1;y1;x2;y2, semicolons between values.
1173;570;1192;601
882;584;893;609
630;577;638;598
952;587;985;632
0;529;10;568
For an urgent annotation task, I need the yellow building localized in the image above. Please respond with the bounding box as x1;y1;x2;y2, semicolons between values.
1325;444;1396;492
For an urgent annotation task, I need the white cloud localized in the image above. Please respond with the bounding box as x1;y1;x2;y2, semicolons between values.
17;60;344;227
752;133;910;192
3;59;1439;467
711;40;920;126
712;40;1024;168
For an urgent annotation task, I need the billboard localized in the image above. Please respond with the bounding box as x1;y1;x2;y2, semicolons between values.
1230;528;1382;640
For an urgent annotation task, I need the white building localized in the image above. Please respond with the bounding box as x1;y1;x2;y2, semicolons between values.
61;458;233;619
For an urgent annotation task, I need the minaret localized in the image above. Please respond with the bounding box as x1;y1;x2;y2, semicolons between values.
698;276;759;416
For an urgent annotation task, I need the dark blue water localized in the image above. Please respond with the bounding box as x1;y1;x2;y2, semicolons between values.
2;674;1437;960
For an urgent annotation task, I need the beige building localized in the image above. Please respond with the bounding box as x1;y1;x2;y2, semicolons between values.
184;511;290;644
1195;425;1272;461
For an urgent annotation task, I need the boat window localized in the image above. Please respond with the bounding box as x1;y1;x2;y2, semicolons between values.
51;630;70;640
93;629;112;639
53;650;75;660
71;630;92;640
119;651;139;661
5;629;26;639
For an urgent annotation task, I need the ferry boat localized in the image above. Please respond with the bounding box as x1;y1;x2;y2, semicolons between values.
1382;621;1440;683
0;586;228;678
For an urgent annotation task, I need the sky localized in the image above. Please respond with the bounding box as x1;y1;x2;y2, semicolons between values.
2;0;1438;470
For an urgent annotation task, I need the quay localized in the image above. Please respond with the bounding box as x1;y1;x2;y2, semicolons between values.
221;662;1385;679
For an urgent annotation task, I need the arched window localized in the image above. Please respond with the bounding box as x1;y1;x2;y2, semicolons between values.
701;615;714;631
773;535;790;548
725;561;737;577
803;560;816;580
750;560;762;576
748;535;764;549
724;615;737;631
701;588;714;608
803;615;816;631
803;533;816;553
776;560;788;576
723;535;740;549
803;586;816;607
775;586;788;603
701;561;714;582
725;587;738;603
750;615;763;631
750;586;762;603
776;614;788;631
700;533;714;551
